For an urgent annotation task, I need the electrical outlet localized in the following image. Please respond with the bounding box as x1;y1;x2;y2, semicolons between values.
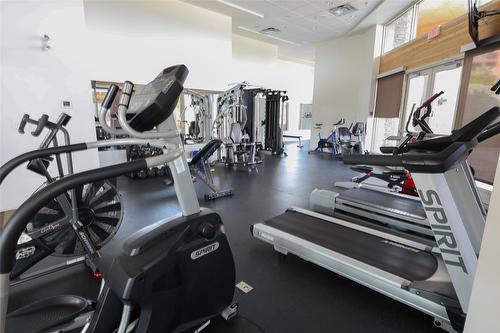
61;100;72;109
236;281;253;293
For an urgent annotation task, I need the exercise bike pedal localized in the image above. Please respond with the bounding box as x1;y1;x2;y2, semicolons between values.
221;302;239;321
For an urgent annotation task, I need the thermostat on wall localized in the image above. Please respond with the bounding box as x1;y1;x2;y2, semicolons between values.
61;100;72;109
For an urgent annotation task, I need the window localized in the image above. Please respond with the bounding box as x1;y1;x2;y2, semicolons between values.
383;7;416;54
299;104;313;130
456;45;500;183
415;0;468;38
382;0;495;54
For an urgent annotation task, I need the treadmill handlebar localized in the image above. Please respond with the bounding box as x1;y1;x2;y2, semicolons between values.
342;154;404;167
343;141;473;173
478;121;500;143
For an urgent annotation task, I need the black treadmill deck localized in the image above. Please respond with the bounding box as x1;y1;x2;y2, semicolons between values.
263;210;437;281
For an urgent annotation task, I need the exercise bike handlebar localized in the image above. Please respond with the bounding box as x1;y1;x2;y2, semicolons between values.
102;84;119;109
17;114;30;134
32;115;49;136
420;91;444;108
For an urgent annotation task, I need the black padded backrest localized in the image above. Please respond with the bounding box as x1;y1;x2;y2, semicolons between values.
352;122;365;135
189;139;222;167
337;127;351;143
128;65;189;132
229;123;243;144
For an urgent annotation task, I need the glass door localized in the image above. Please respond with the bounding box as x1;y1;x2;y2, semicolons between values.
429;62;463;134
401;60;463;135
402;69;432;132
299;104;313;130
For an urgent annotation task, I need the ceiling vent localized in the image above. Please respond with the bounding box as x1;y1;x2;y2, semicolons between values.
328;3;357;16
260;27;281;35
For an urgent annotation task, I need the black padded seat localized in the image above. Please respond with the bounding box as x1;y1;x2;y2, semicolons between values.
350;165;373;173
380;146;397;154
383;169;407;176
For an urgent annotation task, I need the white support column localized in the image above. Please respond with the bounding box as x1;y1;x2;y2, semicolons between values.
465;154;500;332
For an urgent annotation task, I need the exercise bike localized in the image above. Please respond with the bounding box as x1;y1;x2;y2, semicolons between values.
309;118;345;156
0;65;237;333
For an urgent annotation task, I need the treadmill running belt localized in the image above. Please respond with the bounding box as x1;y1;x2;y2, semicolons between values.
338;188;426;220
264;210;437;281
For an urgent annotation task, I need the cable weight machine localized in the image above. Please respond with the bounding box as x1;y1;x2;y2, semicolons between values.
264;90;288;156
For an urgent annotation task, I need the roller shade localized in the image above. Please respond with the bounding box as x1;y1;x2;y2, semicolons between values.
374;72;405;118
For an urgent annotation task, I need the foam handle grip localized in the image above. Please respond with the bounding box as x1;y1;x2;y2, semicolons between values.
32;115;49;136
421;91;444;108
342;154;404;167
119;81;134;108
18;114;30;134
102;84;119;109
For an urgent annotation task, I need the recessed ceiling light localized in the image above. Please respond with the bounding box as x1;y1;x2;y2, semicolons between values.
215;0;264;18
328;3;357;16
238;26;301;46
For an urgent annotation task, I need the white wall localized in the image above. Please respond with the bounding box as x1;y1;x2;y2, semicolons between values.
465;154;500;333
310;25;382;147
83;0;232;90
0;0;99;211
231;34;315;134
1;0;315;211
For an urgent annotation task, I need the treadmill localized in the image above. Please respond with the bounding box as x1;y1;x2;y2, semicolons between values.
252;107;500;332
309;92;448;238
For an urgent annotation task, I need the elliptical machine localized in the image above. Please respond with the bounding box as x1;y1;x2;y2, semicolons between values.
0;65;237;333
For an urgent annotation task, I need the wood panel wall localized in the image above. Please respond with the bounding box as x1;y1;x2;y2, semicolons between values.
379;1;500;74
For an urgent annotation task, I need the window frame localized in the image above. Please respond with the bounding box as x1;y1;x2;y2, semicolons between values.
381;1;420;54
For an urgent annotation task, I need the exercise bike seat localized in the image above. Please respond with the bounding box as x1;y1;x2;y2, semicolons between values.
380;146;396;154
6;295;90;333
382;169;407;176
350;165;373;173
189;139;222;167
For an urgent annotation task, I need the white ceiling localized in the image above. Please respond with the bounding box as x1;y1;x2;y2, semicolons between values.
183;0;413;64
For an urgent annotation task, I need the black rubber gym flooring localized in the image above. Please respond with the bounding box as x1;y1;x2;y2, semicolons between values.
117;141;442;333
